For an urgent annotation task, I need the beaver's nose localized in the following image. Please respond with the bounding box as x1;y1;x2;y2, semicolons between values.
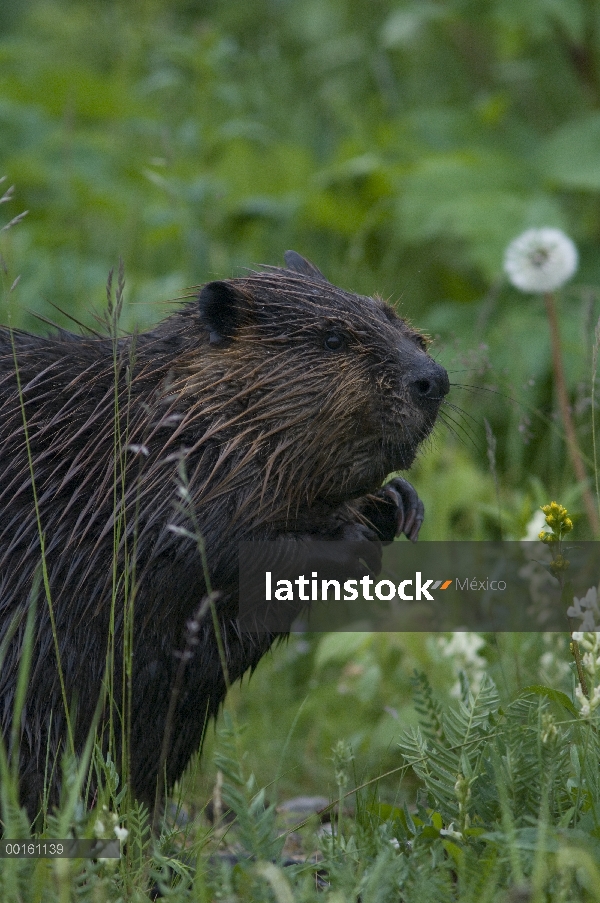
409;360;449;404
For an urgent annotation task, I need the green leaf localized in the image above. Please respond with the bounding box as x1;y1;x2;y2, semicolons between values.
313;631;370;667
538;114;600;191
442;839;463;865
431;810;443;829
519;685;578;716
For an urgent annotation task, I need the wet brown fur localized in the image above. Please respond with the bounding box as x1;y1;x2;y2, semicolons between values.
0;254;448;819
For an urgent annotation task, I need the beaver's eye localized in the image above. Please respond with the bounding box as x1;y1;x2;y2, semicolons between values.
324;331;345;351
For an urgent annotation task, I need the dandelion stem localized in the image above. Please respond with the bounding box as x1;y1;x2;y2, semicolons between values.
544;292;600;536
570;639;589;699
592;316;600;526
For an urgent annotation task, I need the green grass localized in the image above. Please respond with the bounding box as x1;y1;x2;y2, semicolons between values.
3;0;600;898
3;639;600;901
1;0;600;517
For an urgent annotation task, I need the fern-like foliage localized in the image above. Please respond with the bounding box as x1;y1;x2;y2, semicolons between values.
410;670;444;741
400;674;499;823
399;673;583;834
213;712;283;862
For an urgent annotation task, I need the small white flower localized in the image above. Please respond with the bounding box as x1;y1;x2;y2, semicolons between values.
583;587;598;610
94;819;105;838
438;632;485;663
114;825;129;842
576;683;600;719
523;509;547;541
568;588;600;631
540;713;557;744
440;823;463;841
504;228;578;293
437;632;486;698
576;685;591;718
581;610;600;632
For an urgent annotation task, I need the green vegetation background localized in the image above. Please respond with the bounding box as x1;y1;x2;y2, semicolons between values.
0;0;598;803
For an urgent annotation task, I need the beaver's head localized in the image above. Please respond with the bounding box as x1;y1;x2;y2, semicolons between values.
176;251;448;511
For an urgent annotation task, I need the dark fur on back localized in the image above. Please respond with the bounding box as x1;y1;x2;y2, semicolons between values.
0;253;448;818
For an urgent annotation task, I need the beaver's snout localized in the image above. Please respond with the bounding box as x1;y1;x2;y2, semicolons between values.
408;358;449;407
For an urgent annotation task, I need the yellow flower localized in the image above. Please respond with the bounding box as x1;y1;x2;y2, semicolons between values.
540;502;572;539
550;553;570;575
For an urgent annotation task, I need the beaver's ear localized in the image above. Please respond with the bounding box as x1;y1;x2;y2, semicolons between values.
284;250;327;282
198;281;248;346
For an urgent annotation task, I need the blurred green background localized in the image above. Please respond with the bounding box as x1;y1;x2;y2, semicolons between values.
0;0;597;801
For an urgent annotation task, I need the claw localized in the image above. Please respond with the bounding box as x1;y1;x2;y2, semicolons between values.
384;477;424;542
407;497;425;542
360;477;425;544
403;505;416;538
383;486;404;536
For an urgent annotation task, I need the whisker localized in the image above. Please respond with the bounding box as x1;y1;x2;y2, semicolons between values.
437;417;470;449
439;408;484;453
443;399;483;431
450;382;520;405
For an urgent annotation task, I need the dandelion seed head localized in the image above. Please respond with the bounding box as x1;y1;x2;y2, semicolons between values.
504;228;578;293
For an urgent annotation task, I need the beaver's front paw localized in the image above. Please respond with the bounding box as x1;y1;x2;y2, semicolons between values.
362;477;425;544
336;521;383;575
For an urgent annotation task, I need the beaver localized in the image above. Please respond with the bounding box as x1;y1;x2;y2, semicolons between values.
0;251;448;820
